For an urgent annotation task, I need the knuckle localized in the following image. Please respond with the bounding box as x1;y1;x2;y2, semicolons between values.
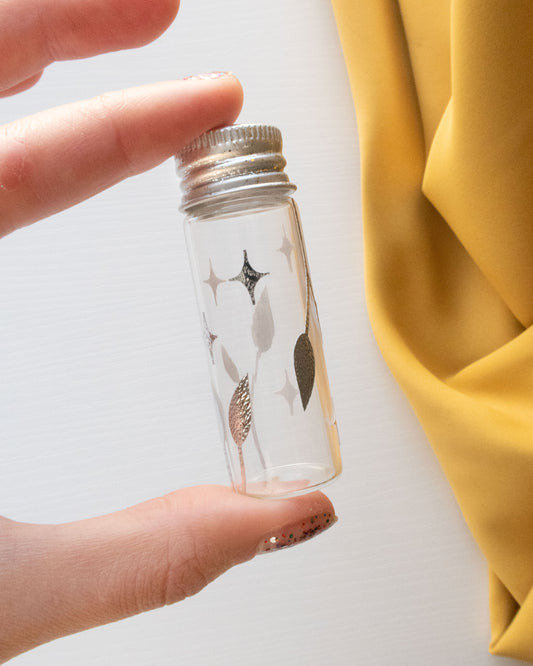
38;5;68;63
92;90;137;176
0;125;34;193
126;496;220;611
159;535;214;607
0;121;45;236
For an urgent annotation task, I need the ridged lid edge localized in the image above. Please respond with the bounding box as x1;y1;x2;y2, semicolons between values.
177;124;282;166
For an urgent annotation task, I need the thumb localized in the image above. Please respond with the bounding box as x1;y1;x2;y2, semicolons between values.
0;485;336;661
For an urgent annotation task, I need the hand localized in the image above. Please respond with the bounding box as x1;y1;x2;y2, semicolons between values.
0;0;243;237
0;0;337;662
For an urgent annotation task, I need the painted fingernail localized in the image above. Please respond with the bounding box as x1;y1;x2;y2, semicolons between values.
257;512;338;554
182;71;233;81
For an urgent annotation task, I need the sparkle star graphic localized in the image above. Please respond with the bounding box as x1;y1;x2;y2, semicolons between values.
278;229;294;271
201;313;218;364
203;259;224;304
275;370;298;415
230;250;269;305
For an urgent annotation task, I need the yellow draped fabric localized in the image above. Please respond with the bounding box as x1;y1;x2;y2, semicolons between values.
331;0;533;660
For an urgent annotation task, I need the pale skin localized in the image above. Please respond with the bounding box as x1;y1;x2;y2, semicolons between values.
0;0;336;662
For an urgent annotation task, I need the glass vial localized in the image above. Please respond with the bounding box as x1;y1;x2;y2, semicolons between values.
176;124;341;498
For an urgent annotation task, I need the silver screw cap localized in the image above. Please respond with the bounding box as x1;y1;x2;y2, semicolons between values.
176;124;296;213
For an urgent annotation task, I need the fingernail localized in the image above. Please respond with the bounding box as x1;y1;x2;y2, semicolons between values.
257;512;338;554
182;71;233;81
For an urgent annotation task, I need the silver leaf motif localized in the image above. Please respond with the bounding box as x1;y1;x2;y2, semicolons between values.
221;345;240;384
229;374;252;447
294;333;315;410
252;287;275;353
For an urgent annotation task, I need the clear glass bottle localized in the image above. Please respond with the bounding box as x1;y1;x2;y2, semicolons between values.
176;124;341;498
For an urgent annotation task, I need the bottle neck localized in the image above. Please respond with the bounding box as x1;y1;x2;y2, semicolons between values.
183;186;295;221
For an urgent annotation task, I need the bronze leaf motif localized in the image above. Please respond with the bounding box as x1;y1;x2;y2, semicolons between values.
229;374;253;447
294;333;315;410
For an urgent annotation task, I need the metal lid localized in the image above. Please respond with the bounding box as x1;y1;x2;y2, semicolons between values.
175;124;296;213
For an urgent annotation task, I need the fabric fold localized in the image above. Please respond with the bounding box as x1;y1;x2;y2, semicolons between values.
332;0;533;659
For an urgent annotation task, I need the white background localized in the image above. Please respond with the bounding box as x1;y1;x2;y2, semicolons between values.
0;1;517;664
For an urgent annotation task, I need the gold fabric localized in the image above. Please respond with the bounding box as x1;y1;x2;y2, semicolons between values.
331;0;533;660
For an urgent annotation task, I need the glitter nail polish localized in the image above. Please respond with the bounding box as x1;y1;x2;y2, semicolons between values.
257;512;338;554
175;124;342;499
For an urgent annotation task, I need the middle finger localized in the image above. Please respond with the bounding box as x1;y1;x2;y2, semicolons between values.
0;0;180;93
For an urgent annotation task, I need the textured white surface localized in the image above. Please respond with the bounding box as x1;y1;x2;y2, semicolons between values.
0;1;516;664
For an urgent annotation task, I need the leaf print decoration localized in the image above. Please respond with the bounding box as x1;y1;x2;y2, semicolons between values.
294;333;315;410
252;287;275;354
229;374;252;493
221;345;240;384
229;374;252;447
291;223;316;410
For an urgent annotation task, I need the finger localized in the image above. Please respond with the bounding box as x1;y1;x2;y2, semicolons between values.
0;74;243;237
0;0;180;92
0;71;44;98
0;486;337;661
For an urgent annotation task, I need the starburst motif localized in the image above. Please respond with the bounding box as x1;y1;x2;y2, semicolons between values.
275;370;299;415
230;250;269;305
278;229;294;271
201;312;217;364
203;259;224;305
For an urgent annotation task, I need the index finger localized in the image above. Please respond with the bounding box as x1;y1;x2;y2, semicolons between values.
0;74;243;237
0;0;180;93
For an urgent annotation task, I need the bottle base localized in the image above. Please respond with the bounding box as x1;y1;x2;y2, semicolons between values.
236;462;341;499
